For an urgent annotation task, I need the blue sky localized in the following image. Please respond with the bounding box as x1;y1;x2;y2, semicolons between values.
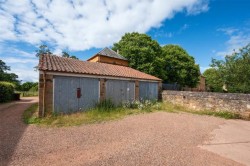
0;0;249;82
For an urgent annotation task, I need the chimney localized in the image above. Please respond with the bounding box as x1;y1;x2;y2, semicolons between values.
117;50;119;54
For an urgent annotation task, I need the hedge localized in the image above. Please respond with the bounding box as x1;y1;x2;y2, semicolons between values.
0;81;15;103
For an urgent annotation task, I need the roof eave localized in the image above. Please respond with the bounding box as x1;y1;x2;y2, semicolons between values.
41;70;161;82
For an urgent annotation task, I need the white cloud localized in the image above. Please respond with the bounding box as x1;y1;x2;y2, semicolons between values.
9;65;38;82
0;46;39;82
0;0;209;51
178;24;190;34
217;27;250;56
186;0;209;15
1;57;37;63
4;56;39;82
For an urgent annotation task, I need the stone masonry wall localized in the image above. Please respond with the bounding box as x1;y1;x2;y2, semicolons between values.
162;90;250;117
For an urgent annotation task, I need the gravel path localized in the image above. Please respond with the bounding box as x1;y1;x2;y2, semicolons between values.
0;98;243;166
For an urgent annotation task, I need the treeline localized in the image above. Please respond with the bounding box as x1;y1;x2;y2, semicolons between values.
0;60;38;102
112;32;200;88
203;44;250;93
113;32;249;93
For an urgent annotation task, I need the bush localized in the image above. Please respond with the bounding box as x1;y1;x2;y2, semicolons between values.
0;81;15;103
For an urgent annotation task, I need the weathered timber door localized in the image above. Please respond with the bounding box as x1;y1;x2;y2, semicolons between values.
105;79;135;105
139;81;158;101
53;76;99;113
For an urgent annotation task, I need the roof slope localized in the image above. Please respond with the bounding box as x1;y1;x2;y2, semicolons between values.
39;54;161;81
96;47;127;60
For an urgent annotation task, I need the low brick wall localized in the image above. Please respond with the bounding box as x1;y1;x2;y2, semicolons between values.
162;90;250;117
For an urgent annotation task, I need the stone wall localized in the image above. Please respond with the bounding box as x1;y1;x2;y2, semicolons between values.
162;90;250;117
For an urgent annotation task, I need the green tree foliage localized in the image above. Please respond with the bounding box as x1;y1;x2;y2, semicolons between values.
29;83;38;92
34;45;52;70
112;32;166;79
210;44;250;93
62;51;78;59
0;81;15;102
62;51;71;58
203;68;223;92
20;82;38;91
36;45;51;57
0;59;10;72
0;60;20;85
161;45;200;87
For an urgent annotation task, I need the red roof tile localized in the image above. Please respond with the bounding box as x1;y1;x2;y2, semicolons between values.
39;54;161;81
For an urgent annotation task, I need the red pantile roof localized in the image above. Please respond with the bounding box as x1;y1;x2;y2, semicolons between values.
39;54;161;81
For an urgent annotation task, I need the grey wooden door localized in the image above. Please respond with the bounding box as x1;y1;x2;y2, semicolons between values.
139;81;158;101
105;79;135;105
53;76;99;113
78;77;99;110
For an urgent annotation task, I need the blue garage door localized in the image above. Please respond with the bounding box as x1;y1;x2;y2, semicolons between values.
105;79;135;105
53;76;99;113
139;81;158;101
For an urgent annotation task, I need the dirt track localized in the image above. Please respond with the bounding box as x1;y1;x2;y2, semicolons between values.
0;97;246;166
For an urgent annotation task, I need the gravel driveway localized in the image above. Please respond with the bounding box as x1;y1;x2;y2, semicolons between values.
0;97;244;166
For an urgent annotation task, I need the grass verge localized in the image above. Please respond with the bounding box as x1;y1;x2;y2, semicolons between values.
23;103;40;124
23;101;242;127
23;103;144;127
161;102;241;119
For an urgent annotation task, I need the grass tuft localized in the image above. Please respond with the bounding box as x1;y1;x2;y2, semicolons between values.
23;103;40;124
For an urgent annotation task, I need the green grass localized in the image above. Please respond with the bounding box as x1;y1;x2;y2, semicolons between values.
23;103;40;124
23;103;144;127
191;110;241;119
23;101;242;127
161;102;241;119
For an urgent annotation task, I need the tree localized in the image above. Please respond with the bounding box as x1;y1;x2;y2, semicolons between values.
0;60;10;81
203;68;223;92
62;51;70;58
70;55;78;59
0;60;10;72
36;45;51;57
1;73;19;84
161;45;200;87
0;60;20;85
210;44;250;93
62;51;78;59
20;82;36;91
29;82;38;92
112;32;166;79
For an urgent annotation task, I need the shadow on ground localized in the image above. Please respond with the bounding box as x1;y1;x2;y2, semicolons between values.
0;97;38;166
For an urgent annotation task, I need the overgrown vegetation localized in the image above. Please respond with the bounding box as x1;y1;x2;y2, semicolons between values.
23;100;242;127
